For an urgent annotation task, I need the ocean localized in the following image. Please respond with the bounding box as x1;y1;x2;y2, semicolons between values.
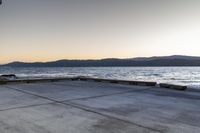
0;67;200;89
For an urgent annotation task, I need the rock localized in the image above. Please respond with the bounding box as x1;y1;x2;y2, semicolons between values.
0;74;17;80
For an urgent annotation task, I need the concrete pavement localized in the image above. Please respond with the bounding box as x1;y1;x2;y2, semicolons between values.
0;80;199;133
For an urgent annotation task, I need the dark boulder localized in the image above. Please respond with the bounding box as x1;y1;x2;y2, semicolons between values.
0;74;17;80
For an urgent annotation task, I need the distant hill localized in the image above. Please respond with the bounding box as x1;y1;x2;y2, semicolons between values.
2;55;200;67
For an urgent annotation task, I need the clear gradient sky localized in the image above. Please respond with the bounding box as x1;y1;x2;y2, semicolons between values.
1;0;200;63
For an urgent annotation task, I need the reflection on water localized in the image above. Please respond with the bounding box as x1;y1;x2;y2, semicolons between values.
0;67;200;89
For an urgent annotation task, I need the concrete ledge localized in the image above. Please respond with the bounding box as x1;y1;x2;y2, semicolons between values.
1;77;189;91
159;83;187;91
0;77;79;84
1;77;157;87
79;77;157;86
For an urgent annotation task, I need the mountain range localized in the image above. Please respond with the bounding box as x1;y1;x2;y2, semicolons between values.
2;55;200;67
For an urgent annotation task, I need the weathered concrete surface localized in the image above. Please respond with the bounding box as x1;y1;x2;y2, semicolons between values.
0;80;199;133
0;103;156;133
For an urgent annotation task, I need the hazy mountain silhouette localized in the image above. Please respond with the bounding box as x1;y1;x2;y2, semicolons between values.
2;55;200;67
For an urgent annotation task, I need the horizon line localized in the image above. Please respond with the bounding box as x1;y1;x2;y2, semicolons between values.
1;54;200;65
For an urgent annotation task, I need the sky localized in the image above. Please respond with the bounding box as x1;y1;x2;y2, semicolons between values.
0;0;200;63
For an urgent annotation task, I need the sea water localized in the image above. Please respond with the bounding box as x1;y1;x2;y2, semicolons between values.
0;67;199;89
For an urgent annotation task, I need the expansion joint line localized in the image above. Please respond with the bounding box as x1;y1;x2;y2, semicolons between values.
63;88;153;102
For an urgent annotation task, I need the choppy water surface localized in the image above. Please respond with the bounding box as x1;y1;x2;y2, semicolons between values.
0;67;200;89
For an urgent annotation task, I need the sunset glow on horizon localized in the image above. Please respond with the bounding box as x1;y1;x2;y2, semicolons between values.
1;0;200;64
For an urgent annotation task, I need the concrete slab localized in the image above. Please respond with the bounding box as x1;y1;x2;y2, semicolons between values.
0;103;158;133
0;86;50;110
0;81;199;133
68;89;200;133
7;81;150;101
